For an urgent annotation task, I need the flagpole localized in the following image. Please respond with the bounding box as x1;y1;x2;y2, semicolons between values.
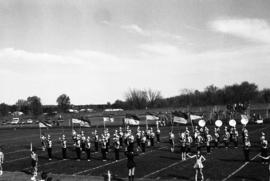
71;119;73;133
170;112;174;132
39;126;41;139
188;112;194;133
146;118;148;130
190;114;194;133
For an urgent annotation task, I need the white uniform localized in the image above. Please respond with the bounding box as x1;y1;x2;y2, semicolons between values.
0;151;4;175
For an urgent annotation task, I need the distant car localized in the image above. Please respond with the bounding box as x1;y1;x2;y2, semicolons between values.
255;120;263;124
26;119;33;124
11;118;20;125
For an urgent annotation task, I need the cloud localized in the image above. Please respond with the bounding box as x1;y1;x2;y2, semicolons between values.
121;24;146;35
121;24;182;41
210;18;270;44
0;48;83;65
139;42;180;56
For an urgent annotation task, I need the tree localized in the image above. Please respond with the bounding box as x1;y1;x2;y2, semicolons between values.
56;94;71;112
0;103;10;116
27;96;43;116
146;89;163;108
261;89;270;103
125;89;148;109
15;99;29;114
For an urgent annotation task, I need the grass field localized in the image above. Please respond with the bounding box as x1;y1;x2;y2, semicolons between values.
0;123;269;181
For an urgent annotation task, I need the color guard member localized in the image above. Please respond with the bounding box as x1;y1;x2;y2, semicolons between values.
0;147;4;176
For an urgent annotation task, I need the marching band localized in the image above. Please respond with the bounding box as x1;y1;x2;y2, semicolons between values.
0;116;269;181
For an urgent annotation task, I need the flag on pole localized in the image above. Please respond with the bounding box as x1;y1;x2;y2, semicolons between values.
39;121;52;128
103;116;114;122
124;114;140;125
190;114;203;121
145;112;159;121
172;111;189;124
72;118;90;127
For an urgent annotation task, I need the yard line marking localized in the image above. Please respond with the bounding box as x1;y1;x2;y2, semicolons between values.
140;158;193;179
5;156;29;163
6;149;28;155
73;145;169;175
221;153;260;181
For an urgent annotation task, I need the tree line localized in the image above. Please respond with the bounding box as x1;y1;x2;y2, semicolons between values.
112;81;270;109
0;81;270;116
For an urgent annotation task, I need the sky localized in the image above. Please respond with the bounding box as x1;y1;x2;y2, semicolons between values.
0;0;270;105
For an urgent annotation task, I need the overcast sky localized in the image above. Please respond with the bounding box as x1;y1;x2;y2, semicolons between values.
0;0;270;105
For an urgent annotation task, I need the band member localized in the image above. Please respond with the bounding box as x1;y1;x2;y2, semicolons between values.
128;134;135;152
0;148;4;176
86;136;91;161
243;136;251;161
186;133;193;154
229;127;234;143
40;134;47;151
156;128;161;143
232;127;239;148
136;130;141;148
146;128;151;146
60;135;67;160
196;133;203;151
126;151;136;181
194;127;200;140
114;135;120;161
214;128;219;148
119;127;124;147
180;133;187;160
94;131;99;153
206;133;212;154
223;130;230;149
169;131;175;152
260;133;268;164
72;129;77;143
141;131;146;153
81;132;86;153
185;127;190;137
30;148;38;179
187;151;206;181
241;126;248;144
150;129;155;147
75;136;81;161
47;135;52;160
101;137;107;161
105;130;111;153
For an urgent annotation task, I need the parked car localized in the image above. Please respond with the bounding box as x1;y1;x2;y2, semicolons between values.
11;118;20;125
26;119;33;124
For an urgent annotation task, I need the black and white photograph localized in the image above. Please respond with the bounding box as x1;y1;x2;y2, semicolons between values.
0;0;270;180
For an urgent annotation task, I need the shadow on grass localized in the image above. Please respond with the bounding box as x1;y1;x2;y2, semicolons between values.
159;155;181;160
219;158;244;162
166;174;190;180
234;175;263;181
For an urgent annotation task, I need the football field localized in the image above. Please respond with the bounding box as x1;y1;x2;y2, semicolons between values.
0;124;269;181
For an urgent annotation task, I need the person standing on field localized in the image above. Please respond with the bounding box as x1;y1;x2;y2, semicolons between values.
0;147;4;176
187;151;206;181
